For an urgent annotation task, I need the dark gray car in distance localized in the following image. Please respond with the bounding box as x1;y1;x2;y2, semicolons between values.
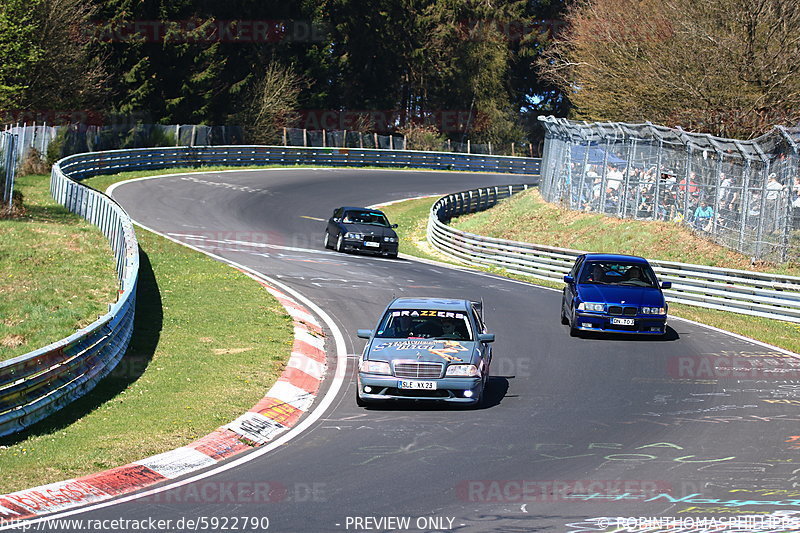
356;297;495;407
324;206;399;258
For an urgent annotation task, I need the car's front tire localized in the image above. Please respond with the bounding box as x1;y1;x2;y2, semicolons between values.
569;312;581;337
324;231;333;249
560;297;569;325
335;233;345;253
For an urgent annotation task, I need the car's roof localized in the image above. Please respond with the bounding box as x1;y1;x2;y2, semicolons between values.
338;206;385;213
582;253;649;264
387;297;472;311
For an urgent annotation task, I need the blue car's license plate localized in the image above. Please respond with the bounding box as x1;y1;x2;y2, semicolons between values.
611;318;634;326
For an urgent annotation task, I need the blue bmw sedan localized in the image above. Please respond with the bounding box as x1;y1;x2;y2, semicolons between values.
561;253;672;336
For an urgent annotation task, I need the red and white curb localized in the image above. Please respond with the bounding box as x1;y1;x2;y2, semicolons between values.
0;273;327;523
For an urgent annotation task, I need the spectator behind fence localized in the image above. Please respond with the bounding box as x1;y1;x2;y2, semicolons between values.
765;173;785;233
693;199;714;231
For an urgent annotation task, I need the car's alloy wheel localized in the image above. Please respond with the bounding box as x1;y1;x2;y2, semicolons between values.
324;231;333;249
336;233;344;253
560;298;569;325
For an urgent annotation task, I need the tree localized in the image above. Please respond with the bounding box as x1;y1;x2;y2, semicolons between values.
0;0;106;119
539;0;800;138
243;60;308;144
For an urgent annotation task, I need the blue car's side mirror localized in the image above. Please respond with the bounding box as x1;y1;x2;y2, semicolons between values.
357;329;373;339
563;275;574;284
661;281;672;289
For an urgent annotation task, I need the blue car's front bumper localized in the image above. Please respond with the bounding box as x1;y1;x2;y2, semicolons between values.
573;311;667;335
357;374;482;403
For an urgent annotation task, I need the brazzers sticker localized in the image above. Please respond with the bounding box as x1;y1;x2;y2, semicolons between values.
373;340;469;362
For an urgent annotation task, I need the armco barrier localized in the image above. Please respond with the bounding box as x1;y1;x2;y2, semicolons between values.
0;145;540;437
428;186;800;323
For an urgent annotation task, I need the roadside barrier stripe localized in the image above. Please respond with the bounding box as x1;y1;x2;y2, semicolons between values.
0;276;328;522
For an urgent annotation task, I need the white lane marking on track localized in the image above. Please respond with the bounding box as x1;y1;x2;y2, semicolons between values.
0;218;349;529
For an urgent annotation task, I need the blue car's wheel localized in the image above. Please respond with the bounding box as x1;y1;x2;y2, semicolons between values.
324;231;333;249
560;297;569;325
569;312;581;337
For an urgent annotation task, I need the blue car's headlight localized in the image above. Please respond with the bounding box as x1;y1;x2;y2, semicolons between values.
641;307;666;315
346;232;364;240
578;302;605;312
359;360;391;375
383;236;398;243
445;364;480;377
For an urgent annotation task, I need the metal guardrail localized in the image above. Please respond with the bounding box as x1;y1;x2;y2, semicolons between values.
0;157;139;437
0;145;539;437
428;186;800;323
56;145;541;179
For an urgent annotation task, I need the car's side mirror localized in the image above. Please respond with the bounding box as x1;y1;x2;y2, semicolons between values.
477;333;495;343
391;224;398;228
357;329;373;339
661;281;672;289
563;275;574;284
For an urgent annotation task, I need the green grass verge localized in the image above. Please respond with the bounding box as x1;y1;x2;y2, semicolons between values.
379;192;800;354
0;172;293;493
0;174;118;361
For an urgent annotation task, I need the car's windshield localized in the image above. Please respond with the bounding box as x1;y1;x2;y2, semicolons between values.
579;261;657;287
375;310;473;340
342;210;390;227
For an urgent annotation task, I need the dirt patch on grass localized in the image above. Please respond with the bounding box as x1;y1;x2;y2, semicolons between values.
1;335;26;348
211;347;254;355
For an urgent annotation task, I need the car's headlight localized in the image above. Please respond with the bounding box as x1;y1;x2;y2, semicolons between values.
383;236;398;243
346;232;364;240
641;307;666;315
445;364;480;377
578;302;605;312
359;360;391;375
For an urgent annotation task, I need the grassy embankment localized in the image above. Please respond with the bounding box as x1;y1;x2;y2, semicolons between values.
379;188;800;354
0;171;292;493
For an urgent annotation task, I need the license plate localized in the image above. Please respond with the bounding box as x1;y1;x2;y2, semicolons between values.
364;241;380;248
611;318;635;326
398;380;437;390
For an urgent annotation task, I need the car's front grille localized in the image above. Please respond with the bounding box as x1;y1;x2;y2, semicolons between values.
393;361;443;379
364;234;380;243
608;306;638;316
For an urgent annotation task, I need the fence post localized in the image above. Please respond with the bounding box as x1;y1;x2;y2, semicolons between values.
342;129;347;148
303;128;308;147
322;129;326;147
283;127;287;146
467;140;471;154
754;147;771;260
511;142;515;157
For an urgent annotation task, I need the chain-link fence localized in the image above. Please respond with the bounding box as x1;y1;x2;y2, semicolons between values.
538;116;800;263
0;132;18;211
283;127;538;157
3;123;246;170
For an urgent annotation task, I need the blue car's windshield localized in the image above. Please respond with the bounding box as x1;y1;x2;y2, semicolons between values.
375;310;473;340
343;211;390;227
579;262;657;287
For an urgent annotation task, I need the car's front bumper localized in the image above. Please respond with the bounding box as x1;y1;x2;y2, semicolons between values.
573;311;667;335
342;238;398;255
357;374;482;403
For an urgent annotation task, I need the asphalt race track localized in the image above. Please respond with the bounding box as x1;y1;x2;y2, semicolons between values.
35;169;800;531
